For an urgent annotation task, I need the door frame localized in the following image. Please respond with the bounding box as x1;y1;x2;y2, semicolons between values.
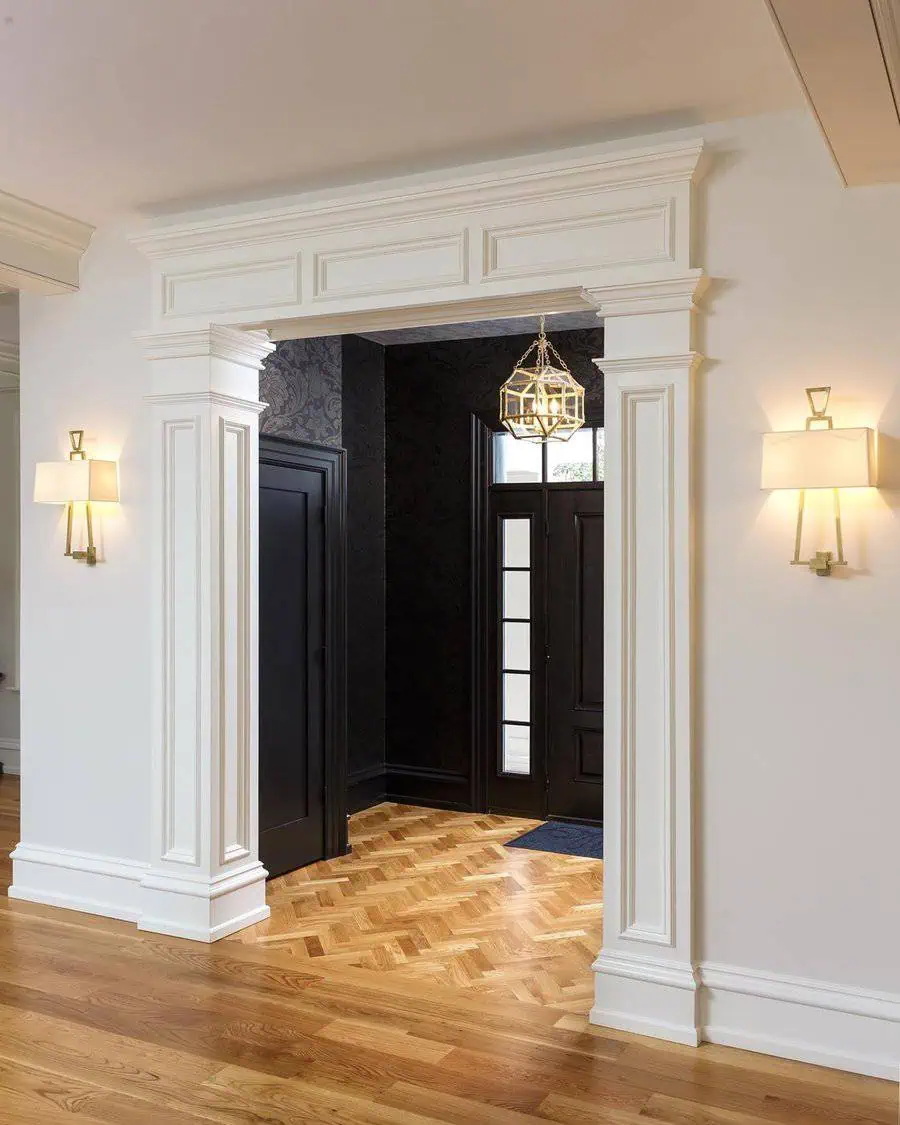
259;435;349;859
472;416;606;823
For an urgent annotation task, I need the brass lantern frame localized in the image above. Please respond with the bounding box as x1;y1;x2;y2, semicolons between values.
499;316;585;442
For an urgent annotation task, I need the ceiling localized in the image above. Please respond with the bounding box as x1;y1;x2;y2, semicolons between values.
0;0;800;222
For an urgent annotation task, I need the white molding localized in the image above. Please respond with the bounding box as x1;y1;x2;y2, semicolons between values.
0;341;19;380
0;737;20;774
585;273;709;316
136;325;274;368
313;231;468;301
699;962;900;1080
130;140;704;329
162;257;302;319
0;189;94;295
597;352;704;376
9;842;147;922
131;139;706;259
871;0;900;112
264;287;593;341
484;202;674;283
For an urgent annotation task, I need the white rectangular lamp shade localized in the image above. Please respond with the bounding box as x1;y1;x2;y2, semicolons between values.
761;427;876;490
34;459;119;504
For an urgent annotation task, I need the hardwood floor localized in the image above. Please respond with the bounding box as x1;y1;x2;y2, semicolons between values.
229;802;602;1011
0;773;895;1124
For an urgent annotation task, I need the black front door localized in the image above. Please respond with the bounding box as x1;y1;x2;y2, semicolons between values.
259;454;326;878
485;485;603;823
546;488;604;823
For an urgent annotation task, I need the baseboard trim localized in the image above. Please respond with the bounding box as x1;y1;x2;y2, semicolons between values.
347;766;386;814
0;737;20;775
592;950;900;1079
9;842;147;923
591;949;700;1046
699;962;900;1081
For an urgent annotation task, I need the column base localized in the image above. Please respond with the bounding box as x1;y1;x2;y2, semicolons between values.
591;948;700;1046
138;861;270;943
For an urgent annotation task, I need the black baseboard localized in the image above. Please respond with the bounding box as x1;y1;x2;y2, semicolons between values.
347;765;386;814
385;764;472;811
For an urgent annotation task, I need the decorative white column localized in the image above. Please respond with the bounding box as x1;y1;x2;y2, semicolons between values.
587;276;705;1044
137;325;274;942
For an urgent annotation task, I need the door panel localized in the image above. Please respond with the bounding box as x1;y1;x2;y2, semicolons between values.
547;488;604;823
259;459;326;877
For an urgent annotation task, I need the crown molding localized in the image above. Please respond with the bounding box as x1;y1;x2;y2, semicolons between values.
131;140;706;260
0;190;94;295
871;0;900;111
136;325;274;369
0;340;19;380
584;273;708;317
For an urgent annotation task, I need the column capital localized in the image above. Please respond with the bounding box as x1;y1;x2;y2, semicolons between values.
138;325;274;407
584;272;709;318
136;325;274;369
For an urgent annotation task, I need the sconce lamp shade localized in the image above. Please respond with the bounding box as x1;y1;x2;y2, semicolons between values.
34;459;119;504
760;427;876;490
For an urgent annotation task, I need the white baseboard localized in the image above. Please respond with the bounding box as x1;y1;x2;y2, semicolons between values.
591;949;700;1046
0;737;19;775
9;842;146;922
138;860;270;943
699;962;900;1081
592;951;900;1079
9;843;271;942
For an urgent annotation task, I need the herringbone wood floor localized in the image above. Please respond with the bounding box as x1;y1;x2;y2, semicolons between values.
229;802;603;1011
1;774;896;1124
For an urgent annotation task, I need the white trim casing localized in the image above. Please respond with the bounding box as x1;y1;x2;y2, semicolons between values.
136;325;273;941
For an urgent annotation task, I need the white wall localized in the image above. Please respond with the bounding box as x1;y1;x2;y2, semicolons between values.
18;230;152;861
0;294;19;766
698;111;900;996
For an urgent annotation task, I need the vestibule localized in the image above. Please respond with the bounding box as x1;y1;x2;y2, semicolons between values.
11;138;705;1044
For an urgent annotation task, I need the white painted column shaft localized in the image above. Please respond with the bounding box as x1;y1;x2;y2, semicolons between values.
137;326;273;942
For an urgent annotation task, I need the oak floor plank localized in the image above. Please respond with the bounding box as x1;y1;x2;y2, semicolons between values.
0;776;895;1125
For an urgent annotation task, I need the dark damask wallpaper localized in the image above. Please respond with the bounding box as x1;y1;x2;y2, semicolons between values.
259;337;343;445
384;329;604;803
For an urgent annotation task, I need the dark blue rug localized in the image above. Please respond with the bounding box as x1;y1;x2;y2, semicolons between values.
506;820;604;859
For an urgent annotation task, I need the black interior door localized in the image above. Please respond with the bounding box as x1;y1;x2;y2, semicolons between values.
259;457;326;878
546;488;604;823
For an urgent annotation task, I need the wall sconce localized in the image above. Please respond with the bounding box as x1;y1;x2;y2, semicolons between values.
761;387;877;576
33;430;119;566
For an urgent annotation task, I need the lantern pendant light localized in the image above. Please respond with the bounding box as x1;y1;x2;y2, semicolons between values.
499;315;585;442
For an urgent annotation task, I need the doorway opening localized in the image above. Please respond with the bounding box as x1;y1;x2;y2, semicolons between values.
255;316;603;877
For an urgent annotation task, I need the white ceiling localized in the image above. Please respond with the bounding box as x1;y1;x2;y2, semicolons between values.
0;0;800;222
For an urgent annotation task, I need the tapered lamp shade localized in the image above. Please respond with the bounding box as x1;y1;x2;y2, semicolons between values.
760;428;876;490
34;459;119;504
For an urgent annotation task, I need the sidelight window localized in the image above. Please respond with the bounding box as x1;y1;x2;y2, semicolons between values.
500;516;532;775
